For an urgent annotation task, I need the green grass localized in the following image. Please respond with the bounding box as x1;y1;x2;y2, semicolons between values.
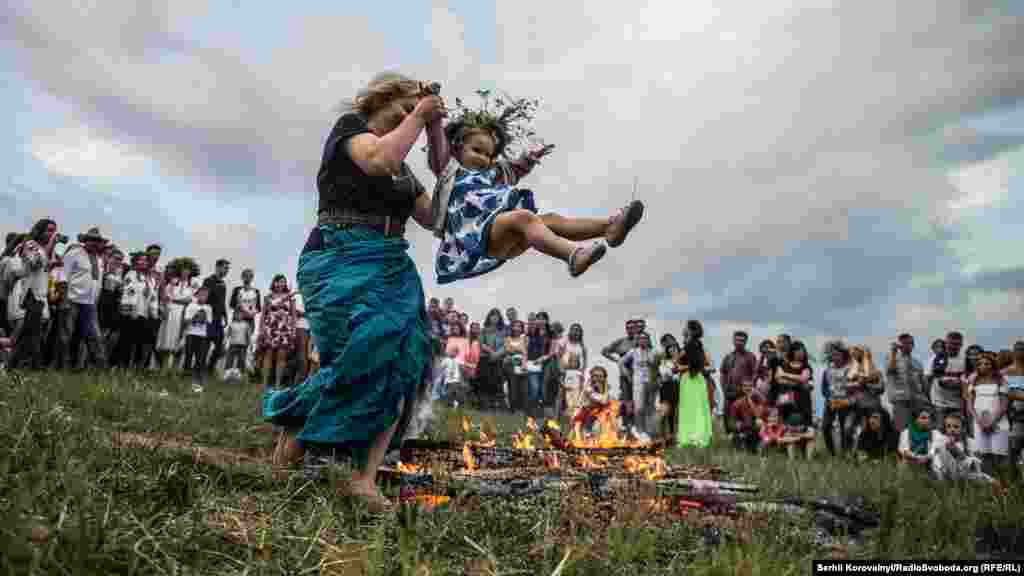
0;370;1019;575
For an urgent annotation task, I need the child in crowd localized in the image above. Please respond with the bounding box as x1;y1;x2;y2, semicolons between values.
967;352;1010;471
898;408;944;469
436;346;462;405
931;412;996;483
223;309;252;381
427;89;643;283
729;381;766;453
758;408;787;456
782;413;816;461
855;409;891;462
182;287;212;391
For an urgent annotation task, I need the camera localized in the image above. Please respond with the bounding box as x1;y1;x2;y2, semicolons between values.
931;352;947;378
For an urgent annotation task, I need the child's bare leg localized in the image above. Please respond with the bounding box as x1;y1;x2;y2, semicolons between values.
489;210;573;261
539;213;609;241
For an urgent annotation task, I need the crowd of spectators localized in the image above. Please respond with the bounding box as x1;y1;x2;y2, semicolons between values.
426;296;1023;479
0;220;315;392
2;219;1020;480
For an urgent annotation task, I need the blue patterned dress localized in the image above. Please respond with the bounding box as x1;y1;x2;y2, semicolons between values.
435;166;537;284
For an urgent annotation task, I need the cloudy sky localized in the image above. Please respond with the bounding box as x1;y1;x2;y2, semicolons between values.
3;1;1023;384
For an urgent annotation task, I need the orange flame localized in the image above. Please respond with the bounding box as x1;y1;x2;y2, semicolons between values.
397;462;422;474
404;494;451;510
623;455;668;480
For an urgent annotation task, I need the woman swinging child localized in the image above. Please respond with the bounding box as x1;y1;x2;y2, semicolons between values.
427;89;644;282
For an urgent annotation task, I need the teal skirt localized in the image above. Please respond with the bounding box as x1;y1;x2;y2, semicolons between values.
263;226;431;468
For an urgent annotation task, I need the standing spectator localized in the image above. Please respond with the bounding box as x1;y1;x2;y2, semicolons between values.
114;252;153;369
182;286;212;390
43;257;67;368
229;269;262;332
505;307;518;327
848;345;885;427
0;232;20;335
143;245;165;369
441;320;470;403
967;352;1010;472
258;274;297;390
443;297;456;317
623;332;656;441
224;309;252;376
822;342;854;456
504;319;529;412
478;308;507;408
202;259;230;375
545;320;565;413
559;323;588;421
10;219;59;371
525;317;552;418
56;227;107;369
720;331;758;434
602;319;641;425
157;264;194;370
755;339;779;398
677;320;713;447
98;247;125;349
290;288;310;386
774;341;813;429
656;335;681;439
885;333;927;433
1003;341;1024;465
930;331;966;425
465;322;482;395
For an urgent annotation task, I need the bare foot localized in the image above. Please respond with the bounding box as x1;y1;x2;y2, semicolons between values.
569;242;607;278
606;201;644;248
342;477;394;513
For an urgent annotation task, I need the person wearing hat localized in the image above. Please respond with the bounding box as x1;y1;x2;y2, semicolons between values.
55;227;108;369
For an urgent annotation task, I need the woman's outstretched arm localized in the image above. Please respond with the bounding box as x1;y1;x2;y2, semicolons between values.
426;120;450;177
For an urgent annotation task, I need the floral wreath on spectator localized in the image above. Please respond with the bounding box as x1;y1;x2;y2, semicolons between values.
165;256;200;278
442;88;546;159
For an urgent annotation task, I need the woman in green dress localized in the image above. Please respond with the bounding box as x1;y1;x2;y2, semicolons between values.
677;319;714;448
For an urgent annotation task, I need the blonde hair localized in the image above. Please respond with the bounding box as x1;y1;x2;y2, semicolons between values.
847;345;879;379
341;71;422;118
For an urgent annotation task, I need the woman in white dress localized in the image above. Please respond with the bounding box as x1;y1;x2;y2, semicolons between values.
156;267;197;370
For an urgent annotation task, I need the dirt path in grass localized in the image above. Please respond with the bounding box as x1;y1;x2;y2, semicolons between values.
110;430;276;470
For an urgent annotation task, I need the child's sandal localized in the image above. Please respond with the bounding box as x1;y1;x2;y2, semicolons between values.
606;200;645;248
568;242;607;278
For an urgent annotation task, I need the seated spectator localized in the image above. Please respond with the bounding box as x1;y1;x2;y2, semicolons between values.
572;366;610;441
898;408;943;469
931;412;996;484
855;408;892;462
729;381;765;453
782;413;816;461
758;408;787;456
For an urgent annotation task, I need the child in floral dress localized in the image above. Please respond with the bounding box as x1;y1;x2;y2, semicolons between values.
426;90;644;283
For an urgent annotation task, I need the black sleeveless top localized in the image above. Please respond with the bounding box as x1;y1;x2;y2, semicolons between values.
317;113;425;220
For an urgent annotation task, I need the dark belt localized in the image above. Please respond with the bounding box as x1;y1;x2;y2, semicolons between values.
317;208;406;238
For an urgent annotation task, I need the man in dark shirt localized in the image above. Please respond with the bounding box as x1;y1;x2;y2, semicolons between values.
720;331;758;433
203;259;231;376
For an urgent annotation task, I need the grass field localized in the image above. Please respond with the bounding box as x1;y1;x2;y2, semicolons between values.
0;370;1020;575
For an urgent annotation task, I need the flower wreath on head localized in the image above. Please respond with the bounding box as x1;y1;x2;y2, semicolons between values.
443;88;546;159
